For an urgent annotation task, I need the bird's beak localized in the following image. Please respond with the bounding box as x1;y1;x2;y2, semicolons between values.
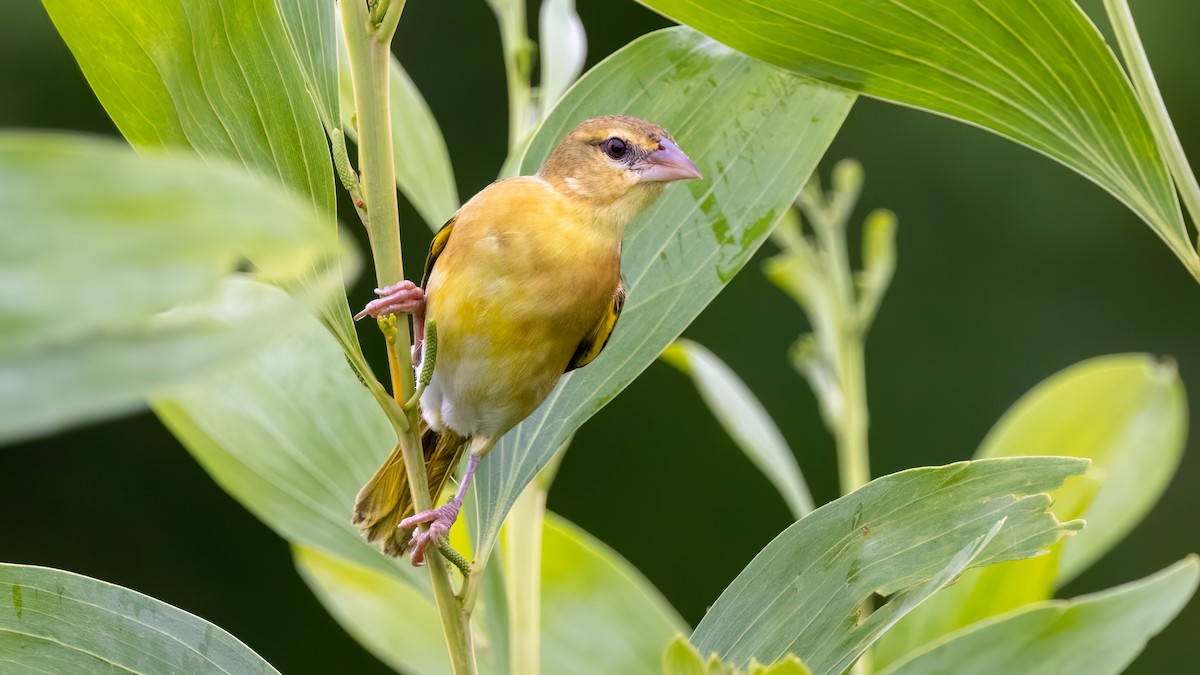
640;138;703;182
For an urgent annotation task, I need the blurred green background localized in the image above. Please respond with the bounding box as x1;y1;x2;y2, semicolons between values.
2;1;1198;673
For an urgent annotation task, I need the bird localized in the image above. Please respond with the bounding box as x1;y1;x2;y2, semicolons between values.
352;115;701;564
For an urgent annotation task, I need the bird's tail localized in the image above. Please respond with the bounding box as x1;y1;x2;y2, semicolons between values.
353;423;468;558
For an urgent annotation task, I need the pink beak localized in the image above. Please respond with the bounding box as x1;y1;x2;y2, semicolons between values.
640;138;703;182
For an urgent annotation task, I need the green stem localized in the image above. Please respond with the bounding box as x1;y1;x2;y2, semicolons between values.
490;1;534;157
505;484;546;675
837;337;870;496
1103;0;1200;261
808;186;871;497
339;3;476;673
798;173;874;675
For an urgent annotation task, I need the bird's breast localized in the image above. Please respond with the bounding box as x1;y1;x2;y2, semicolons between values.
421;182;621;437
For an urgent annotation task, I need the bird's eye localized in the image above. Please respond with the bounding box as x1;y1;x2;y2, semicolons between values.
601;137;628;160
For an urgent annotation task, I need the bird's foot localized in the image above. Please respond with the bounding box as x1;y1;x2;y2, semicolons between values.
400;501;460;566
354;280;424;321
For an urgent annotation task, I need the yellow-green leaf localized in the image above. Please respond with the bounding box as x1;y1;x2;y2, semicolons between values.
0;133;346;443
873;354;1187;670
880;557;1200;675
637;0;1199;279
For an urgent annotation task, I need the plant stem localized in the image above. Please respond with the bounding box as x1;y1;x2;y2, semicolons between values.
1103;0;1200;257
505;484;546;675
791;167;878;675
489;0;534;158
339;2;476;673
837;338;870;495
807;182;871;496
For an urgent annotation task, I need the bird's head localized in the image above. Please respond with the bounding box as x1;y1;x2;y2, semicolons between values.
538;115;702;227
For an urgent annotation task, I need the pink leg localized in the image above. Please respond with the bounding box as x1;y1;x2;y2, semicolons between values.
354;281;426;361
400;454;480;566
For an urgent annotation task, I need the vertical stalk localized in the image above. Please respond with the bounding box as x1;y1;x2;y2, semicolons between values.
504;484;546;675
836;340;870;495
782;163;889;675
339;2;475;672
489;0;533;158
808;178;872;496
1103;0;1200;259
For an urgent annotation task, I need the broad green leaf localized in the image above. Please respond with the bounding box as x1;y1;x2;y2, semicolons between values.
0;563;277;674
880;556;1200;675
538;0;587;108
42;0;372;393
690;457;1088;673
276;0;340;132
638;0;1199;278
540;514;687;673
336;17;459;230
153;282;413;584
294;512;683;675
873;354;1187;670
43;0;334;217
665;636;814;675
661;339;814;519
471;26;855;565
979;354;1186;582
0;133;345;443
293;546;449;675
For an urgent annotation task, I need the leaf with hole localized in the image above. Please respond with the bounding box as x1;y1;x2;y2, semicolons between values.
873;354;1188;670
690;457;1087;674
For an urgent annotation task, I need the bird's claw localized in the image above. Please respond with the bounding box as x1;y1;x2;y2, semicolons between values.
354;280;424;321
400;502;460;566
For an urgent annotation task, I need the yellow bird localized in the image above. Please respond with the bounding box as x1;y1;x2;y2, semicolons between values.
353;115;701;563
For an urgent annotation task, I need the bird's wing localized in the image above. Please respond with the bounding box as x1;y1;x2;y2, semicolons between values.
565;281;626;372
420;217;456;288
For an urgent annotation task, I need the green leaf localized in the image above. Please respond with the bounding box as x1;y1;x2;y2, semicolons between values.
661;339;814;519
540;514;687;673
42;0;372;390
0;563;277;673
293;546;449;675
637;0;1199;278
294;512;683;675
665;636;815;675
538;0;587;108
0;133;346;444
873;354;1187;670
153;282;412;584
337;27;460;230
879;556;1200;675
978;354;1186;583
276;0;340;132
43;0;334;217
470;25;855;566
690;457;1088;674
